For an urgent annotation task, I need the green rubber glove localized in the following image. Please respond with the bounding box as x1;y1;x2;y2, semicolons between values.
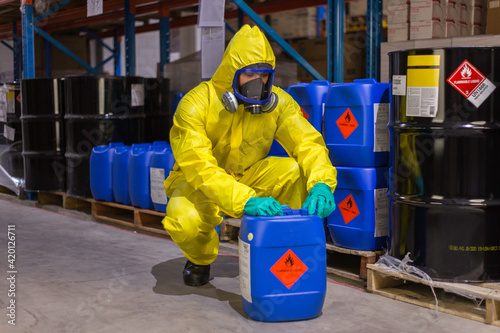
302;183;336;218
244;197;284;216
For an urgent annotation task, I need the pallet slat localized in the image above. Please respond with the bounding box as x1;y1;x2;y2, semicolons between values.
367;263;500;327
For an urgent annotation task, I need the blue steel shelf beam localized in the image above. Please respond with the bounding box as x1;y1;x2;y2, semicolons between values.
124;0;136;76
232;0;324;81
81;27;122;75
13;22;22;81
367;0;382;81
1;41;13;51
34;26;101;75
43;38;51;77
159;3;170;78
33;0;75;24
327;0;344;83
114;30;122;76
22;0;35;79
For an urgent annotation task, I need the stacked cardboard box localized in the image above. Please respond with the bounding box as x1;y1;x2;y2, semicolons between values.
486;0;500;34
270;8;318;39
296;32;366;83
410;0;446;40
387;0;410;41
458;0;487;36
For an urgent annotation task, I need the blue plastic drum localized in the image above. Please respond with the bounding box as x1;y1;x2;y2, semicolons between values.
324;79;390;167
239;207;326;322
90;142;125;202
327;166;389;251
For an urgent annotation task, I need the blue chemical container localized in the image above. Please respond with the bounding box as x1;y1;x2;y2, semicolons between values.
128;142;168;209
90;142;125;202
267;140;288;157
150;145;175;213
288;80;331;133
239;207;326;322
327;166;390;251
112;145;132;205
324;79;390;167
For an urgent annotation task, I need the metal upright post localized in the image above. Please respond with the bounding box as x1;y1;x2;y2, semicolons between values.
43;39;52;77
114;29;122;76
13;21;22;81
159;3;170;78
327;0;344;83
22;0;35;79
367;0;382;80
124;0;136;76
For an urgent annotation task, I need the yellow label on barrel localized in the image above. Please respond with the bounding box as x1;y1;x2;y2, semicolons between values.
406;55;441;118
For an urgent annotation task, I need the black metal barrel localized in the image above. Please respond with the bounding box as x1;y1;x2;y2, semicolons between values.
388;47;500;282
144;77;171;142
64;76;146;198
21;78;66;192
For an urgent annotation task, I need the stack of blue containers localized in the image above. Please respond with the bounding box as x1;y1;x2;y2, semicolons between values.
268;80;331;157
323;79;391;251
90;141;175;213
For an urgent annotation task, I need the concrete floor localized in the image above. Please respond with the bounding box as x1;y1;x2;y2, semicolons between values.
0;196;498;333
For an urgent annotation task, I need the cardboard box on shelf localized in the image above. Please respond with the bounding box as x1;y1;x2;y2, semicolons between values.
446;19;461;37
410;0;446;22
447;1;461;22
486;0;500;34
410;19;446;39
296;32;366;83
388;22;409;41
387;4;409;24
387;0;409;6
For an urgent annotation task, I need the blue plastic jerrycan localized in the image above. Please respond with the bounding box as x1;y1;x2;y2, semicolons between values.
239;207;326;322
288;80;331;133
90;142;125;202
112;145;132;205
327;166;389;251
150;145;175;213
128;141;168;209
324;79;390;167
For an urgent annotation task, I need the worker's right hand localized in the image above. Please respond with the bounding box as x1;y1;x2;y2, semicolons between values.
244;197;284;216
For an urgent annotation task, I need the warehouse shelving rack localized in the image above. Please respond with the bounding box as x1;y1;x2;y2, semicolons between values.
0;0;383;82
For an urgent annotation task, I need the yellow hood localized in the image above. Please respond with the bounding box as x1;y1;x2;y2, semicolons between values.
211;25;276;97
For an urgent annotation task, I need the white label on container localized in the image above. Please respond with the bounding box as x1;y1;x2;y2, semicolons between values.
3;124;15;141
467;79;496;108
239;239;251;303
374;188;389;238
373;103;390;152
392;75;407;96
131;83;144;107
150;167;167;205
406;87;439;117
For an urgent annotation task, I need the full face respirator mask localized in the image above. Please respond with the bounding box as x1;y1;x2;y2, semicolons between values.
222;64;279;114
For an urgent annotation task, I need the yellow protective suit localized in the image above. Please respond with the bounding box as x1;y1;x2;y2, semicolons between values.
162;25;337;265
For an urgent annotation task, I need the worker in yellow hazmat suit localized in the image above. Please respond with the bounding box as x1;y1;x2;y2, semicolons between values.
162;25;337;286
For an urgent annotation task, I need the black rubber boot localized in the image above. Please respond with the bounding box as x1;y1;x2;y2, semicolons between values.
183;260;210;286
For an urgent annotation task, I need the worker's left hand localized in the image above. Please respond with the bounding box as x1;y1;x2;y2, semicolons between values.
302;183;336;218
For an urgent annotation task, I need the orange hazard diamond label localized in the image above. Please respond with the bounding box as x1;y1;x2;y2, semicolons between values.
336;108;358;139
270;249;308;289
338;194;360;224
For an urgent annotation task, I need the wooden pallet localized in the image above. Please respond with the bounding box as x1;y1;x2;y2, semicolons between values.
326;243;384;281
38;191;92;210
367;263;500;327
91;200;168;236
0;184;25;198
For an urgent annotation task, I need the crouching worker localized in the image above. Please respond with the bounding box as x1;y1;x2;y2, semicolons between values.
162;25;337;287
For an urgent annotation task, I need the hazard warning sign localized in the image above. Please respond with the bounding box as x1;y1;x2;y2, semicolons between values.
447;60;496;108
338;194;360;224
336;108;358;139
270;249;308;289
